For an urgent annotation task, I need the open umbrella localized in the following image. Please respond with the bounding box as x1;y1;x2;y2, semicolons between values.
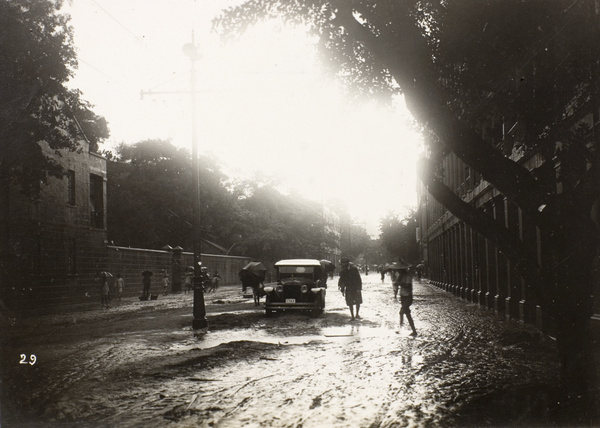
241;262;267;281
320;260;336;272
383;261;411;272
142;270;153;277
97;271;113;278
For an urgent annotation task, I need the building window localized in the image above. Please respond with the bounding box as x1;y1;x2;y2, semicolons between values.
67;239;76;274
67;170;76;205
90;174;104;228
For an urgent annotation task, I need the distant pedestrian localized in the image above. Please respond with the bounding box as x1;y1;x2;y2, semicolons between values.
396;265;417;336
101;275;110;309
380;265;385;283
141;271;152;300
391;270;400;299
116;273;124;300
184;273;193;294
162;272;170;295
240;269;248;293
211;271;221;292
338;257;362;320
239;269;263;305
416;262;426;281
319;262;332;288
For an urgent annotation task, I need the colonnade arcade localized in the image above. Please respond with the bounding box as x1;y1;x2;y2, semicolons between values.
426;194;553;334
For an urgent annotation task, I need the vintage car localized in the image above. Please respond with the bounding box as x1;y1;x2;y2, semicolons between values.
264;259;326;316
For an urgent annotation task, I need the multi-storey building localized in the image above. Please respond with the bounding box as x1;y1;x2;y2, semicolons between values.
417;137;600;340
3;139;108;310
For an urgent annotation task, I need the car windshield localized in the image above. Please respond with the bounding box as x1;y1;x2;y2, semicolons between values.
278;266;315;281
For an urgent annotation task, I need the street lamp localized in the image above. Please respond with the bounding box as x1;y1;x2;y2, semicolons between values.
183;33;207;330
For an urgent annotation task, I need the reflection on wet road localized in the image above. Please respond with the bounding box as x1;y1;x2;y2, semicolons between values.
162;278;558;427
1;275;560;427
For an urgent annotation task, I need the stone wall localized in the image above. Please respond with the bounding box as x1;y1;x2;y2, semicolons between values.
107;246;251;297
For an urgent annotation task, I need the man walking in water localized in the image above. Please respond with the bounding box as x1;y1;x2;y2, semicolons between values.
338;257;362;321
395;263;417;336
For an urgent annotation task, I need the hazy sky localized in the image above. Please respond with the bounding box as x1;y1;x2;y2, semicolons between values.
64;0;422;235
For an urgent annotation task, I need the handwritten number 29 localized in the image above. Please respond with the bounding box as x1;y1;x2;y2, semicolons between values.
19;354;37;365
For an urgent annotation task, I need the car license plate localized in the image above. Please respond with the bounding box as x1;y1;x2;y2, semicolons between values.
285;298;296;303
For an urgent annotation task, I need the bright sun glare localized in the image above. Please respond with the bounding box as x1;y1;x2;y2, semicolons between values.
65;0;422;235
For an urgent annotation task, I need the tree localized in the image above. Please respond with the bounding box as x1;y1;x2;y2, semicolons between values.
215;0;599;418
107;139;238;251
364;238;393;268
339;222;369;262
0;0;108;194
379;210;419;264
231;182;339;264
108;139;342;263
0;0;108;287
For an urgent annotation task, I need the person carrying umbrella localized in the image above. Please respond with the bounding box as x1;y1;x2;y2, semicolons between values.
240;262;266;306
319;260;335;288
394;262;417;336
338;257;362;321
97;271;112;308
385;262;404;299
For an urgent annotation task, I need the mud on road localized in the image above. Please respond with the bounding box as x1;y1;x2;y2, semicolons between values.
1;275;563;427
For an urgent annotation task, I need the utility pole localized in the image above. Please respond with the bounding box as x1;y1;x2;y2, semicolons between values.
140;31;207;329
185;32;208;330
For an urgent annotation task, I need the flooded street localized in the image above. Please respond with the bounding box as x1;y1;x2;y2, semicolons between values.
2;274;562;427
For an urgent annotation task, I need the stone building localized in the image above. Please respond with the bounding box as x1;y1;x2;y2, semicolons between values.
417;130;600;344
3;139;108;310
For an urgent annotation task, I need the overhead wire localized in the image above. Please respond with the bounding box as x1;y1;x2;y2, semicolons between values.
71;0;194;94
90;0;147;47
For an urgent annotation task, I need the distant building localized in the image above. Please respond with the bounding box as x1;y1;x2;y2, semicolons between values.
3;139;108;310
321;206;342;268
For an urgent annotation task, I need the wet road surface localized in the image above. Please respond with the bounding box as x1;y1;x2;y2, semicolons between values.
1;274;562;427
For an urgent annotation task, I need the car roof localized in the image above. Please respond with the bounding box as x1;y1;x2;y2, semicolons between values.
275;259;321;267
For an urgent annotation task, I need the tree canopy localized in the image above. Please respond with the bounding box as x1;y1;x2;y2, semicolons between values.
107;139;340;264
107;139;237;250
379;209;419;264
0;0;109;195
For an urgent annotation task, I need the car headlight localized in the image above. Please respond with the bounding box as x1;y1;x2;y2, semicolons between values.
263;286;274;293
276;285;284;293
301;284;308;293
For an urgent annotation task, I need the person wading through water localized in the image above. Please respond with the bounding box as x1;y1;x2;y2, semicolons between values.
394;263;417;336
338;257;362;321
